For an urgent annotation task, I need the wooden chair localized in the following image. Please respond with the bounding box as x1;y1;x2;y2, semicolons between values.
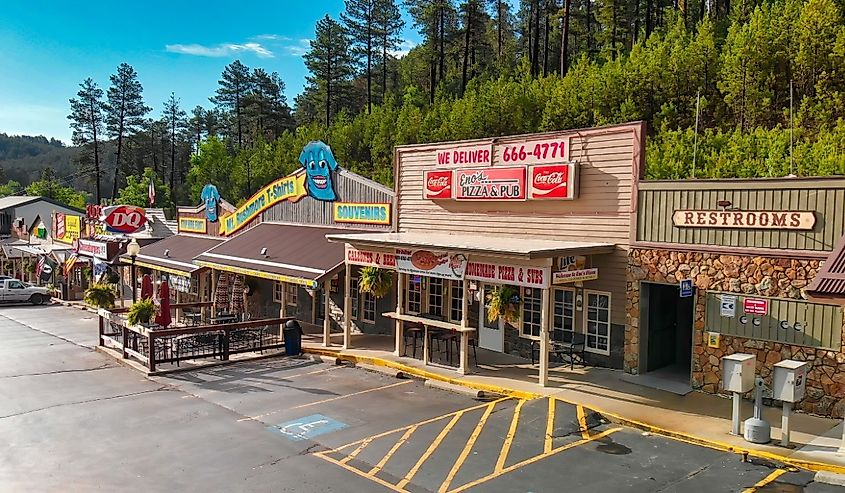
531;331;587;370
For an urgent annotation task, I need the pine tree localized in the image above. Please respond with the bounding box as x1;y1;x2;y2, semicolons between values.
188;106;206;156
210;60;253;148
162;93;187;192
67;78;105;203
343;0;379;114
245;69;293;139
105;63;149;199
304;15;355;126
374;0;405;102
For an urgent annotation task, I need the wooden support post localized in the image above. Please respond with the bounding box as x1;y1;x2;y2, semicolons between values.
394;272;405;356
324;278;332;347
222;330;230;361
343;263;351;349
459;277;470;374
539;287;550;387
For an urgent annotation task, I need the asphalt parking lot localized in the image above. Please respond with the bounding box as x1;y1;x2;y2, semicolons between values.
1;305;844;492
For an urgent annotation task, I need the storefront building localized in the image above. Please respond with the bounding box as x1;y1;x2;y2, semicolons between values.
330;122;646;379
627;177;845;416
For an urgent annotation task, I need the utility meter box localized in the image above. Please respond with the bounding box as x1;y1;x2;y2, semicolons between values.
772;360;808;403
722;353;756;393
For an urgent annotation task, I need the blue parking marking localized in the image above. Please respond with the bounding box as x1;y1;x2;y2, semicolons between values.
268;414;348;441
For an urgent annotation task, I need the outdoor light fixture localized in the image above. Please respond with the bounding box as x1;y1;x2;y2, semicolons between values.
164;249;170;257
260;247;268;257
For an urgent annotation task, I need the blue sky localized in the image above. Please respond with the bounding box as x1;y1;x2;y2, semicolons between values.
0;1;421;144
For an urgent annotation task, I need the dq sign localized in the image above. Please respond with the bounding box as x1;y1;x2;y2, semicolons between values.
103;205;147;234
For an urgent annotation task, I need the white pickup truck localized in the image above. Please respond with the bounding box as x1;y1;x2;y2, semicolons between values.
0;279;50;305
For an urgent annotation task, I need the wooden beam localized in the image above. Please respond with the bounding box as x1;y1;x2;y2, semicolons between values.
324;278;332;347
394;272;405;356
539;288;550;387
343;263;351;349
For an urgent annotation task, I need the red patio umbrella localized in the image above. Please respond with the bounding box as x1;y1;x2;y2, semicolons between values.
140;274;153;301
154;281;172;327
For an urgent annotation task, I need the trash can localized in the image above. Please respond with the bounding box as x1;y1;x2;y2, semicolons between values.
284;319;303;356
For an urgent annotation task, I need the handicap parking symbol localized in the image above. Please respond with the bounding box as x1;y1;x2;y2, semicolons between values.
269;414;348;441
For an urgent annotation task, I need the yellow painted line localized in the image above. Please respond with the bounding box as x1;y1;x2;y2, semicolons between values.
340;436;375;465
494;399;525;473
742;469;787;492
396;411;465;490
314;451;408;493
544;397;556;453
290;380;413;410
448;427;622;493
274;365;339;381
576;405;590;439
369;425;419;476
439;401;498;493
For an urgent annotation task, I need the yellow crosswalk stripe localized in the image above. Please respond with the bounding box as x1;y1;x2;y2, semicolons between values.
494;399;525;473
368;425;419;476
577;405;591;439
396;411;465;489
439;401;499;493
742;469;787;493
544;397;556;453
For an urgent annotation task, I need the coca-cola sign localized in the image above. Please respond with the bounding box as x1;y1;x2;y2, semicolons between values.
528;163;578;200
103;205;147;234
423;170;453;200
454;167;526;201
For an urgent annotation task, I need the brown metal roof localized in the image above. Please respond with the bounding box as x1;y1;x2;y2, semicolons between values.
807;235;845;300
193;223;346;286
124;234;224;274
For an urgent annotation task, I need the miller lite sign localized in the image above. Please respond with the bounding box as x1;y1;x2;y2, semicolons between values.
528;163;578;200
103;205;147;234
423;170;453;200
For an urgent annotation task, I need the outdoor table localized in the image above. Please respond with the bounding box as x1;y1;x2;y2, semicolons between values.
184;312;202;326
383;312;476;375
210;314;237;325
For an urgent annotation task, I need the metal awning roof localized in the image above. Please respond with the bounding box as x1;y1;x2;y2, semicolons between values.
326;232;615;259
120;234;225;276
807;235;845;303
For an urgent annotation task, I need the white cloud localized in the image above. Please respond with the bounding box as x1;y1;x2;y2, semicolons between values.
253;34;290;41
284;39;311;57
390;39;418;58
165;42;274;58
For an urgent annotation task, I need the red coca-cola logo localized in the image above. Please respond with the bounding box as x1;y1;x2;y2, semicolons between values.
424;170;452;199
533;171;566;188
428;176;450;189
529;164;572;199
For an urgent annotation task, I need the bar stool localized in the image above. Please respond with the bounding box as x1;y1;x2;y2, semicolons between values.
440;332;458;364
403;322;424;358
428;329;445;362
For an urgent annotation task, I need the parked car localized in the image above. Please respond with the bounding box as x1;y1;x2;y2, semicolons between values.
0;279;50;305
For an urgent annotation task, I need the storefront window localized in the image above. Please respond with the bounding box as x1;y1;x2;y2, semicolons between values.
406;275;422;314
585;291;610;354
553;288;575;341
521;287;542;338
273;281;283;302
285;283;298;307
363;292;375;323
428;277;444;317
317;290;326;322
350;276;360;319
449;280;463;323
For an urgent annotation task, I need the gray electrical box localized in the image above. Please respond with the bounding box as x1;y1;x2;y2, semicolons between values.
722;353;756;393
773;360;808;403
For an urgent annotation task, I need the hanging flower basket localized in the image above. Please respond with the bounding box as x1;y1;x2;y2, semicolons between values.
485;285;520;325
358;267;393;298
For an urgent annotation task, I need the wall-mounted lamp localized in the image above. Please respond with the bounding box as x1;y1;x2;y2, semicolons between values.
575;293;583;311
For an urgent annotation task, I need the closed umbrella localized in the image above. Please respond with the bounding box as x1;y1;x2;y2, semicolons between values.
140;274;153;301
214;272;229;314
154;281;172;328
230;275;245;319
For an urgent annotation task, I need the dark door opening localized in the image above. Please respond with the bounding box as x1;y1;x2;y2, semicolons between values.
645;283;694;376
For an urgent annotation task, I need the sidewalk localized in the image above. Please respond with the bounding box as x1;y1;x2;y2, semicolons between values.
302;333;845;474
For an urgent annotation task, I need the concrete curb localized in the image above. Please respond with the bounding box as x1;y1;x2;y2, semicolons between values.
424;379;497;400
356;362;407;379
302;346;845;475
816;471;845;486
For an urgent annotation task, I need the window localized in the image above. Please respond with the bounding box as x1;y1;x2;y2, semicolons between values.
585;291;611;355
317;289;326;322
428;277;444;317
449;280;464;323
363;292;376;323
553;288;575;341
350;276;360;319
521;287;542;338
8;280;23;289
406;275;422;314
285;283;298;306
273;281;283;302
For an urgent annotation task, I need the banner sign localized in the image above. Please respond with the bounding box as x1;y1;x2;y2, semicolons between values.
178;217;208;234
424;170;453;200
395;249;468;281
497;136;570;165
465;261;551;288
333;202;391;225
454;167;527;201
436;144;492;167
345;245;397;268
168;274;193;294
552;268;598;284
529;163;578;200
220;174;307;235
77;239;109;260
672;210;816;230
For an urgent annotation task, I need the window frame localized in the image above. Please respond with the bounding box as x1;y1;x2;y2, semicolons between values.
427;277;445;318
552;287;576;342
273;281;284;303
285;283;298;307
448;280;464;324
520;287;543;340
349;276;360;320
583;289;611;355
405;275;422;315
362;291;376;324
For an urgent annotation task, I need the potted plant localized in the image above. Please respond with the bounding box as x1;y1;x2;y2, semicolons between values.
485;285;520;325
127;298;156;326
84;283;116;309
358;267;393;298
24;261;35;274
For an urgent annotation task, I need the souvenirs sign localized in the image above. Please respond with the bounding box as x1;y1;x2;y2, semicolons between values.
465;261;551;288
220;174;307;235
395;249;468;281
672;210;816;230
178;217;207;234
454;167;527;201
528;163;578;200
333;203;391;225
424;170;453;199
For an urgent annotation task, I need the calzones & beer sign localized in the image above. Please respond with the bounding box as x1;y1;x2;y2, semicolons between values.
103;205;147;234
528;163;578;200
454;167;526;201
672;210;816;230
424;170;453;199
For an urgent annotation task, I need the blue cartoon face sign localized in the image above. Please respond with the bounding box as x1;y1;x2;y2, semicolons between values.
299;141;339;202
201;184;221;222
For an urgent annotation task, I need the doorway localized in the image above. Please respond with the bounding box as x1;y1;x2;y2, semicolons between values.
641;282;694;386
478;283;504;352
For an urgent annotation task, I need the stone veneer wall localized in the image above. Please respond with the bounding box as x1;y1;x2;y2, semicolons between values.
627;248;845;417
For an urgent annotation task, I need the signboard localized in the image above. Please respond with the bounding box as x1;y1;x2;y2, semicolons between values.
497;136;570;165
86;204;103;220
168;274;193;294
528;163;578;200
345;245;397;268
395;249;468;281
103;205;147;234
56;213;65;240
424;170;453;200
178;217;208;234
454;167;527;201
707;332;721;348
333;202;391;225
77;239;109;260
436;144;492;167
720;294;737;317
744;298;769;315
680;279;693;297
552;268;598;284
465;261;551;288
672;210;816;230
65;215;81;242
220;174;308;235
